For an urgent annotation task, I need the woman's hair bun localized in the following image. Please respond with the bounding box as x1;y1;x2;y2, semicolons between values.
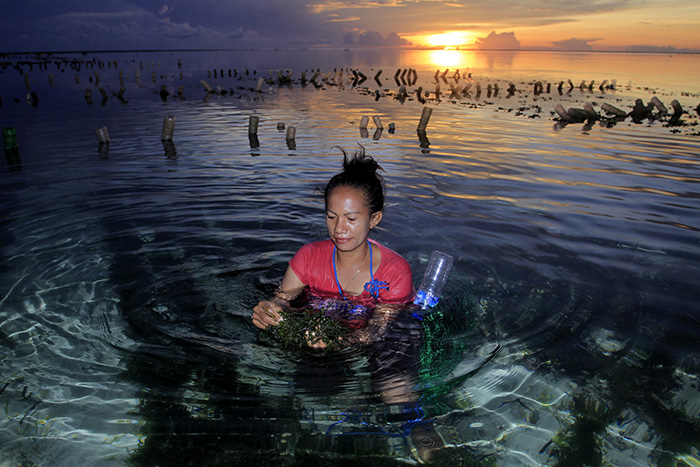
324;145;386;213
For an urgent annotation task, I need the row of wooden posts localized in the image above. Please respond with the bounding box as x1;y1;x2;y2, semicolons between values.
92;106;434;147
12;60;639;109
555;96;686;124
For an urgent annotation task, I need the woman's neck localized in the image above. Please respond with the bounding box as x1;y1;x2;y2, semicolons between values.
335;240;370;267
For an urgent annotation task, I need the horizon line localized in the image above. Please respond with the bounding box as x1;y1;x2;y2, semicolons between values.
1;46;698;56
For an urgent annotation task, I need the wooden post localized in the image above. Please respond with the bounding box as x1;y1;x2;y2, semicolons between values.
249;116;259;135
286;126;296;150
650;96;668;115
286;126;296;140
554;104;570;121
583;103;598;120
601;103;627;117
417;107;433;131
96;126;111;144
161;115;176;141
201;80;214;93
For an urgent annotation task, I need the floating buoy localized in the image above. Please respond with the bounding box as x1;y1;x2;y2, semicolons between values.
416;107;433;132
161;115;176;141
277;122;285;130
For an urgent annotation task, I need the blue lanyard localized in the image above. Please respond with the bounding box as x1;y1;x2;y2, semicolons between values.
333;240;388;300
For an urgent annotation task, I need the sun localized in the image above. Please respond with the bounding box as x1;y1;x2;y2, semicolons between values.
425;31;472;48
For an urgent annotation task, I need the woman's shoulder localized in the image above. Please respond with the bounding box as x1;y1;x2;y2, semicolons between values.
295;239;334;258
370;239;410;272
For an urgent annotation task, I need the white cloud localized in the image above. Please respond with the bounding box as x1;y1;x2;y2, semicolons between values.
475;31;521;49
551;37;599;50
158;5;173;16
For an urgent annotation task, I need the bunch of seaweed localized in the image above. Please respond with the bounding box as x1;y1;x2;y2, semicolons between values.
268;308;347;351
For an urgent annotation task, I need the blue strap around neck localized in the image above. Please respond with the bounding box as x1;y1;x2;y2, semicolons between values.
333;240;388;300
333;240;371;299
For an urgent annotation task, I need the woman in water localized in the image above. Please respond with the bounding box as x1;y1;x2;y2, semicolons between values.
251;147;414;348
251;150;445;459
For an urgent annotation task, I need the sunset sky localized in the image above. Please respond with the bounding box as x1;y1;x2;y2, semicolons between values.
2;0;699;53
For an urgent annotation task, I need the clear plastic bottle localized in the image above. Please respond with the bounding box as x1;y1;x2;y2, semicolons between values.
413;250;454;309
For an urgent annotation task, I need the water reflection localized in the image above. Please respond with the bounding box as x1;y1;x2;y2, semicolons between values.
424;49;475;69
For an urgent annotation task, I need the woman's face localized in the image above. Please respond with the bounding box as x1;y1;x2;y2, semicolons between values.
326;185;382;253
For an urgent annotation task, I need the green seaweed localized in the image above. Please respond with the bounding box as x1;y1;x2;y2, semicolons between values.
269;309;348;351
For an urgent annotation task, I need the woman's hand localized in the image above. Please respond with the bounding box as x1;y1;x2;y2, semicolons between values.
252;300;284;329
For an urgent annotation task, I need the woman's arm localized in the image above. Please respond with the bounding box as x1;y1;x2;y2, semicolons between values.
251;265;305;330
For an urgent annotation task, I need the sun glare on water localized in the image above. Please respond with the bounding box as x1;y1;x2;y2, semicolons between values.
425;49;477;69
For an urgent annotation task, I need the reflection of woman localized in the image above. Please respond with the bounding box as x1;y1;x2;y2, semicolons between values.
252;147;414;348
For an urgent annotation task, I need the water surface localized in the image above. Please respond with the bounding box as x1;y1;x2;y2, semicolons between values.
1;49;699;466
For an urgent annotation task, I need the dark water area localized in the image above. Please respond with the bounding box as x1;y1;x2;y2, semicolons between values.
1;49;699;466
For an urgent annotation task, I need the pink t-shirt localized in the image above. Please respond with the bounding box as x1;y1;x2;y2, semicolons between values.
289;239;414;306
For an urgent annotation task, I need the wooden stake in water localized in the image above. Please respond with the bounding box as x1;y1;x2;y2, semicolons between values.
249;116;260;135
96;126;111;144
161;115;176;141
286;126;296;150
417;107;433;131
200;80;214;93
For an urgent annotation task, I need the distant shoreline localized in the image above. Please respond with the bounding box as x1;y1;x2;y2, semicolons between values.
1;47;699;57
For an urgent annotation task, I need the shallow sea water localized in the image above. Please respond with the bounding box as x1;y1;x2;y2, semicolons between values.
1;49;699;466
